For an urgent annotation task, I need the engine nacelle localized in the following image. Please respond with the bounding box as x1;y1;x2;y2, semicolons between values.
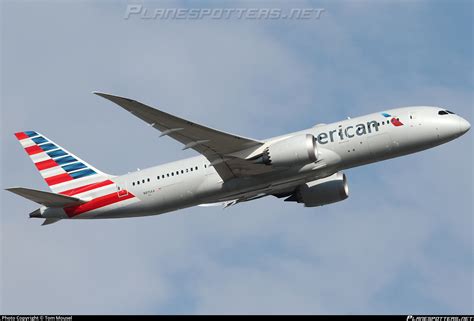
256;134;318;167
286;172;349;207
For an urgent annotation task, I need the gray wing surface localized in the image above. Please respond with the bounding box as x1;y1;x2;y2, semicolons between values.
95;92;269;181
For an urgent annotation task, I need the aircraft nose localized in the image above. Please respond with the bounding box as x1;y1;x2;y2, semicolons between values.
458;117;471;135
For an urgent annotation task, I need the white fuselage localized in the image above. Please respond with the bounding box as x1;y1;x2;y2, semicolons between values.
41;106;470;220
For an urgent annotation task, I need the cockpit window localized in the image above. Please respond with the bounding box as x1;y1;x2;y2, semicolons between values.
446;110;455;114
438;110;449;115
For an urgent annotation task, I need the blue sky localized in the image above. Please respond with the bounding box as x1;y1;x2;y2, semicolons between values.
1;0;472;314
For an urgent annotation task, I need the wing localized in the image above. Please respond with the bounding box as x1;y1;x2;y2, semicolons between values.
95;92;269;181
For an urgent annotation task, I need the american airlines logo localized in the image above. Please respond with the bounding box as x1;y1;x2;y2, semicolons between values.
315;113;403;144
382;112;404;126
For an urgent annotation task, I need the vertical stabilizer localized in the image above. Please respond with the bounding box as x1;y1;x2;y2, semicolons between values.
14;131;114;194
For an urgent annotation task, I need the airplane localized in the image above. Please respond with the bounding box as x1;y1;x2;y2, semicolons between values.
6;92;471;225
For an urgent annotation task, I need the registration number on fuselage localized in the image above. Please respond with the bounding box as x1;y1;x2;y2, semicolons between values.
143;189;156;196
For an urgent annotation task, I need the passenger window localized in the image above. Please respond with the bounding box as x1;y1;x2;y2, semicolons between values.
176;171;179;175
190;168;193;172
157;176;160;180
171;172;174;176
186;169;189;173
137;181;140;185
195;166;198;170
167;173;170;177
181;170;184;174
142;179;145;183
147;178;150;182
132;182;135;186
162;175;165;178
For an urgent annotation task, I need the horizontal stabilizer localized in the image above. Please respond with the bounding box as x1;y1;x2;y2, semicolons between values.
6;187;85;207
42;218;62;226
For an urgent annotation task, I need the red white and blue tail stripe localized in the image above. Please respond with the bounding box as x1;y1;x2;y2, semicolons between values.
14;131;114;194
